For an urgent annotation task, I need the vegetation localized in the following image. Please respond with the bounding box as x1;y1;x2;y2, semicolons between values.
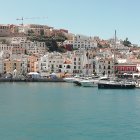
0;39;9;44
97;43;103;48
27;33;67;52
123;38;131;47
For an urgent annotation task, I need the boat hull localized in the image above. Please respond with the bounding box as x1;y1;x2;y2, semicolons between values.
81;81;98;87
98;83;135;89
73;80;82;86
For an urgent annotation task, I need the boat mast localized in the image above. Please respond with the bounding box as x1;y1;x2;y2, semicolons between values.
113;30;117;78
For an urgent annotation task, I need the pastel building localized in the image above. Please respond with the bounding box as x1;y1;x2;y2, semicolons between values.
27;55;39;72
115;63;137;75
3;59;22;75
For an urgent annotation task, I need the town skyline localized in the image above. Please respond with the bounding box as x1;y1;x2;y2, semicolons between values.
0;0;140;44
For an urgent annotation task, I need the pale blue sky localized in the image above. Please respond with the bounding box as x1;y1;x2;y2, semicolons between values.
0;0;140;44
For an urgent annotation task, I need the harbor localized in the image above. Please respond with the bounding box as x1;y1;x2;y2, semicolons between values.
0;82;140;140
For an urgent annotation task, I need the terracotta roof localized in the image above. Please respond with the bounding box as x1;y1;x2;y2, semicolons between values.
64;60;72;64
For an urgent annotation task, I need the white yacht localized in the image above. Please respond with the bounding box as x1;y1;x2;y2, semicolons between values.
63;75;80;83
80;79;98;87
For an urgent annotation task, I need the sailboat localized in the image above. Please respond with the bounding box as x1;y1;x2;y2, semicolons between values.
98;31;135;89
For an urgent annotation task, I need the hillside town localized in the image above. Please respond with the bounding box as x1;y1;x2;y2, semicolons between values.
0;23;140;80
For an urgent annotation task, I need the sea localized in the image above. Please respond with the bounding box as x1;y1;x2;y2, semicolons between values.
0;82;140;140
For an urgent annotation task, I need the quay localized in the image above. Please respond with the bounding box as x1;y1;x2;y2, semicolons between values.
0;78;66;82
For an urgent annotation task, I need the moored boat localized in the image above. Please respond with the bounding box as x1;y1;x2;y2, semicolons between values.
63;77;76;83
98;80;135;89
63;75;80;83
80;79;98;87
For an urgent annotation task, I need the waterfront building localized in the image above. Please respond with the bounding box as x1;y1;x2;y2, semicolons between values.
95;57;114;76
39;54;50;77
27;55;39;72
3;59;22;76
72;50;84;74
62;59;73;74
47;52;64;73
115;63;137;75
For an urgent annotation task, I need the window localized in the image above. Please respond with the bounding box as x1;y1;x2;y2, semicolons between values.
67;65;70;69
59;65;62;68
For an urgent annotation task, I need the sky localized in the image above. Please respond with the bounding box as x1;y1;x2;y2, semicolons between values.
0;0;140;44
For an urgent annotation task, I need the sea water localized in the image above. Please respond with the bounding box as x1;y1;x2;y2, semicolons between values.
0;82;140;140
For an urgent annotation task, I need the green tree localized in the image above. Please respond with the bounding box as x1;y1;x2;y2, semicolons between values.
40;29;44;36
97;43;103;48
123;38;131;47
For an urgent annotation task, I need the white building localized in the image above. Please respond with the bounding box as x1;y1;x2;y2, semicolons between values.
0;42;12;53
39;54;49;73
71;50;84;74
11;37;27;44
95;57;114;76
48;52;64;73
39;52;64;74
62;59;73;74
63;34;97;50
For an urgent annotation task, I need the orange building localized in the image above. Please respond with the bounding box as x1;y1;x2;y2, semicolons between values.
27;55;39;72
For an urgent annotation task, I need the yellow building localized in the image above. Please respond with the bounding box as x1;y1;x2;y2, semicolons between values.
3;59;22;75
